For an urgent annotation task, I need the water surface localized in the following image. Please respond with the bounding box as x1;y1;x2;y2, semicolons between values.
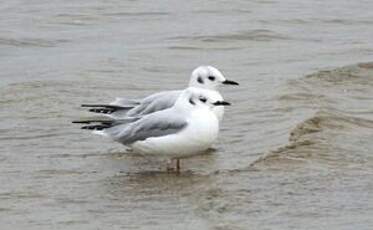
1;0;373;229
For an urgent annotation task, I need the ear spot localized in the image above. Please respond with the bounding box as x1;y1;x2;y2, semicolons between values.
189;98;196;105
199;96;207;103
197;76;204;84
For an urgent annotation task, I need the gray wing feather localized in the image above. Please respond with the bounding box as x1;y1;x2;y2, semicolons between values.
126;90;181;117
106;111;187;145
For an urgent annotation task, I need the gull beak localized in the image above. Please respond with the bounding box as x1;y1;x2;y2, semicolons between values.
213;101;231;106
222;79;239;85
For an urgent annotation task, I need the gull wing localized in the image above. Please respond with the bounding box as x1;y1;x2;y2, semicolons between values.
126;90;182;117
106;110;187;145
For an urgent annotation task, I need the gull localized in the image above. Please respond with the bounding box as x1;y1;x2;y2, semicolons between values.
81;66;238;121
73;88;231;171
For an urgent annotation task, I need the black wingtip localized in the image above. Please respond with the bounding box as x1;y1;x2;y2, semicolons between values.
89;108;113;114
82;104;134;114
81;104;107;108
81;124;109;130
72;120;91;124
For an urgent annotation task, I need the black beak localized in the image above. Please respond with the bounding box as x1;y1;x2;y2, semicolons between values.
213;101;231;106
222;79;239;85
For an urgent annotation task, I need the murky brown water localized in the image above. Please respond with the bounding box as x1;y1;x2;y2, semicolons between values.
1;0;373;229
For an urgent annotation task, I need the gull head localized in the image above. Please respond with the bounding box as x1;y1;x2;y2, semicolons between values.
188;66;239;90
175;88;231;112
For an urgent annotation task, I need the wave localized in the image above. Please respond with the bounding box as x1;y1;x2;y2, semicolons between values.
0;37;70;48
252;62;373;167
305;61;373;85
168;29;291;43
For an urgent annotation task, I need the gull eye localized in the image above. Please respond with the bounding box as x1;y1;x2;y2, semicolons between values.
189;98;196;105
197;76;204;84
208;76;215;81
199;97;207;103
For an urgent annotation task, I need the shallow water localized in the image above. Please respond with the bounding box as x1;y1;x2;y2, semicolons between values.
1;0;373;229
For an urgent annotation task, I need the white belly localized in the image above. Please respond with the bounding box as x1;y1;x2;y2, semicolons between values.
131;109;219;158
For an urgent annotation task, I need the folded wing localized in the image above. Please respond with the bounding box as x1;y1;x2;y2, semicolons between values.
82;90;181;118
109;112;188;145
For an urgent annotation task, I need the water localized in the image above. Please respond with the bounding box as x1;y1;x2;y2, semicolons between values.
1;0;373;229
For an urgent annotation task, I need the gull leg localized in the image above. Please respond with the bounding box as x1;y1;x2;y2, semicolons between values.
176;159;180;172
